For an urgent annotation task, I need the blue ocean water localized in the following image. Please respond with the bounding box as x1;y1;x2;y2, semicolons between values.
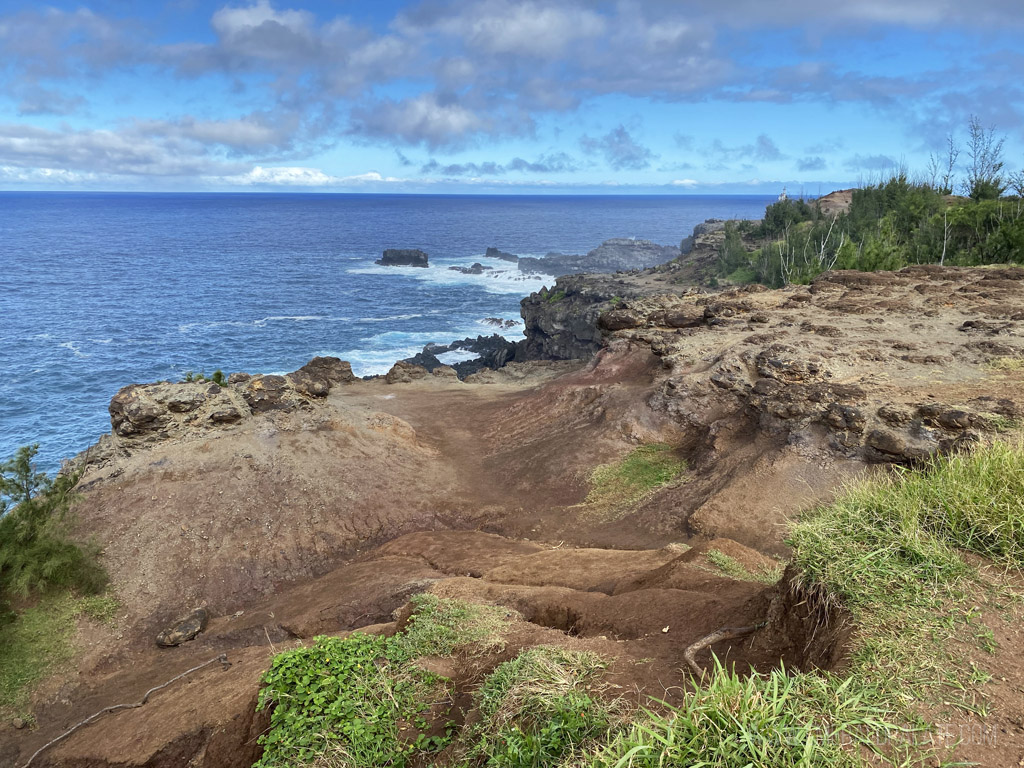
0;192;773;470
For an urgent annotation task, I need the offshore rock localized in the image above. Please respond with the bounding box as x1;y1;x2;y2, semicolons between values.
377;248;429;267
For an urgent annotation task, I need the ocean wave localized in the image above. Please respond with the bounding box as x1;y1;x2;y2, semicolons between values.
356;314;424;323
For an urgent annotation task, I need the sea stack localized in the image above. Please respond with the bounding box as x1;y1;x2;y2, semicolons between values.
377;248;429;267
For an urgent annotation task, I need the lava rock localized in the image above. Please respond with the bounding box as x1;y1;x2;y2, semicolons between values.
243;375;293;412
156;607;209;647
377;248;429;267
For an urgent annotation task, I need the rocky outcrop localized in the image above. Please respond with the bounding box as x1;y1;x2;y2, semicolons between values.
289;356;357;397
376;248;429;267
385;360;430;383
517;238;681;277
105;356;357;448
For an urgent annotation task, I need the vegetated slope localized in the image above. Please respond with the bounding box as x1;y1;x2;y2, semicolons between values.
5;266;1024;767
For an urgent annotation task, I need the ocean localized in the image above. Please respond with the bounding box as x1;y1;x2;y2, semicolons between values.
0;192;774;471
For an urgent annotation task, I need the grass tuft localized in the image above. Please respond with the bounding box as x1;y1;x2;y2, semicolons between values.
789;440;1024;703
466;646;614;768
595;658;901;768
705;549;785;585
395;594;512;659
582;444;686;518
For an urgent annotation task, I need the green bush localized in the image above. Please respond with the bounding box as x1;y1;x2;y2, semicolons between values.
0;445;107;616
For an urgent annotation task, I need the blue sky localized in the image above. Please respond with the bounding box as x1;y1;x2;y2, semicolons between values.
1;0;1022;193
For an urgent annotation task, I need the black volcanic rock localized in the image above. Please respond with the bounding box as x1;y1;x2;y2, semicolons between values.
377;248;429;267
448;262;493;275
484;246;520;263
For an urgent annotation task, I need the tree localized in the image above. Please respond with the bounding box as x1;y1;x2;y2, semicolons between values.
0;445;106;613
964;116;1006;200
1009;169;1024;198
927;134;959;195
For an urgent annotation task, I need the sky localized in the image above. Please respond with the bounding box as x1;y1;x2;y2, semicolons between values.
1;0;1023;194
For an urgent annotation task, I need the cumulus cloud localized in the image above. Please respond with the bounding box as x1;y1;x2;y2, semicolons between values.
706;134;787;167
580;126;655;170
225;166;402;186
349;93;492;149
798;156;827;172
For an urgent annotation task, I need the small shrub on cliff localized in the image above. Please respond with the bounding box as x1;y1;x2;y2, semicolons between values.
0;445;107;614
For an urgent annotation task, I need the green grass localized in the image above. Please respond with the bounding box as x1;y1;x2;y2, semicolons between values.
705;549;784;585
395;593;512;659
464;647;614;768
0;592;120;718
582;444;686;518
594;659;900;768
788;440;1024;704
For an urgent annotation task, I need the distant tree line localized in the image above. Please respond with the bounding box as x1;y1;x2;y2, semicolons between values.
716;117;1024;287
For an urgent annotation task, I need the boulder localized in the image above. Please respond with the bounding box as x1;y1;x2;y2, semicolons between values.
288;356;356;397
385;361;430;384
156;607;209;647
109;386;167;436
243;375;293;412
376;248;429;267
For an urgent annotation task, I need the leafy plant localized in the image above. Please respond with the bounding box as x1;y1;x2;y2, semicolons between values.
256;595;516;767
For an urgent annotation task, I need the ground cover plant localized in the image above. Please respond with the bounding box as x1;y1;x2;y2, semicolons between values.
253;441;1024;767
255;595;513;767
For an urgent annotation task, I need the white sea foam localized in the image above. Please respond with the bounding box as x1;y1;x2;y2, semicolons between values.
436;349;480;365
346;260;549;295
59;341;88;358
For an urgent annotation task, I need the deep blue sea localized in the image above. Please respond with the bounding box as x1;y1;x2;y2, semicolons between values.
1;193;774;471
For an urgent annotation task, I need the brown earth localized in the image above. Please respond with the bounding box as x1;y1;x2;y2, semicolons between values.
4;266;1024;767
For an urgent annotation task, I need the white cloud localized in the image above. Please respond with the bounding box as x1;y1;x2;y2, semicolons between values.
224;166;404;186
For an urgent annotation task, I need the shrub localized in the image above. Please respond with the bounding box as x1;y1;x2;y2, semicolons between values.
0;445;107;615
